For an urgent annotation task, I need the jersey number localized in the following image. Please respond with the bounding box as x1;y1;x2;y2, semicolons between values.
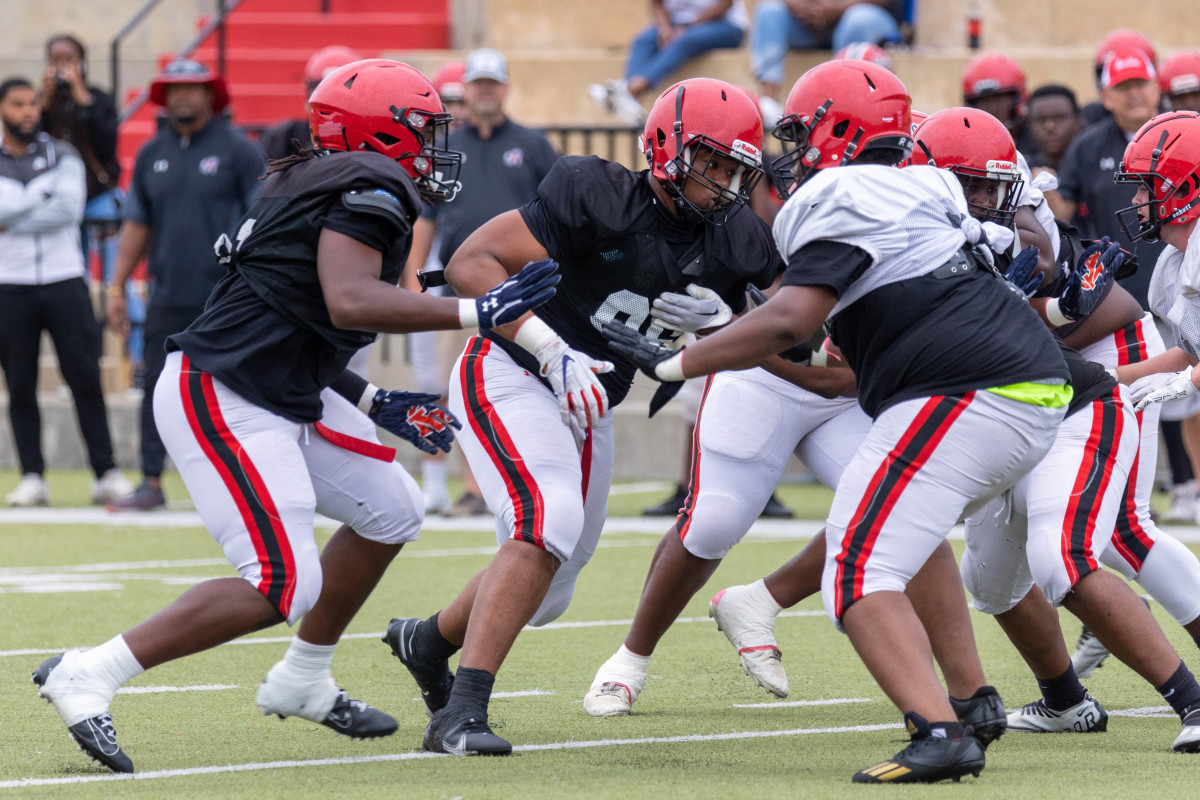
590;290;670;343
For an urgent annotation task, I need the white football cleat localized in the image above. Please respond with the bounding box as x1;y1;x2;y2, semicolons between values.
7;473;48;507
583;650;648;717
256;660;339;723
709;584;788;698
1174;708;1200;753
1006;695;1108;733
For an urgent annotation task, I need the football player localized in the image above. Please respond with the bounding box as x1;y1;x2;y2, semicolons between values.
962;52;1037;159
1160;51;1200;113
909;108;1200;752
382;77;779;756
606;59;1072;783
31;60;558;773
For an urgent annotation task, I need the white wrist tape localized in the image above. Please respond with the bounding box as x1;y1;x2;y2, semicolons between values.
357;382;381;414
514;316;561;357
457;298;479;329
1045;298;1071;328
655;352;686;382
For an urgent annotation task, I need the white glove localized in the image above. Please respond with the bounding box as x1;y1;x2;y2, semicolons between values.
516;317;613;430
650;284;733;333
1131;368;1199;412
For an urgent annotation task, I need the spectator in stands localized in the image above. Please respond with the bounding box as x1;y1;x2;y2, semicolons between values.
1081;29;1158;127
259;45;361;161
405;48;557;517
962;52;1037;159
0;77;133;507
589;0;748;126
1056;47;1164;308
1161;51;1200;113
105;60;263;511
40;35;121;273
750;0;902;124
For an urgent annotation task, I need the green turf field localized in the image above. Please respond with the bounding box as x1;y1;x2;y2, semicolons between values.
2;470;1198;797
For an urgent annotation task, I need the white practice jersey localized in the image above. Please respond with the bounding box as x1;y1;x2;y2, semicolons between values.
773;164;971;317
1148;222;1200;359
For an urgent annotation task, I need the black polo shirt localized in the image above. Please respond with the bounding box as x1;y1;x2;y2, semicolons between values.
124;117;264;312
1057;115;1165;308
421;118;558;267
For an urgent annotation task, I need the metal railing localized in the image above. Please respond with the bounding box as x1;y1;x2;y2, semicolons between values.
541;125;643;167
112;0;248;122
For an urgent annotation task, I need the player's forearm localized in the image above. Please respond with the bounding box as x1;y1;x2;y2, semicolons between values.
328;281;468;333
758;357;857;398
1115;347;1197;385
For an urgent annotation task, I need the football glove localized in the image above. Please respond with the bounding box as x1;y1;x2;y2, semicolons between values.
459;259;560;329
746;283;770;309
602;320;684;381
1045;237;1122;326
367;390;461;454
1002;246;1044;299
650;284;733;333
1130;369;1199;412
516;317;613;430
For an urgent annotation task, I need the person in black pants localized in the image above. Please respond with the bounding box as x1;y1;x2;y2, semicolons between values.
0;77;132;506
105;60;263;511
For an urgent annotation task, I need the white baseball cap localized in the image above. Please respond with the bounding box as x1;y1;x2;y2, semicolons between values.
463;48;508;84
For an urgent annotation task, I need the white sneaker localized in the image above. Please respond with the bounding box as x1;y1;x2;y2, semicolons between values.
709;583;788;698
6;473;48;507
90;469;135;505
583;649;648;717
1006;695;1108;733
33;650;115;727
1164;480;1197;523
1174;708;1200;752
758;96;784;128
610;85;647;127
256;660;339;723
1071;626;1110;678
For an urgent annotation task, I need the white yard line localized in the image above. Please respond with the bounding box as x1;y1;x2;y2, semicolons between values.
117;684;240;695
492;690;554;699
0;722;903;789
0;610;824;658
732;698;873;708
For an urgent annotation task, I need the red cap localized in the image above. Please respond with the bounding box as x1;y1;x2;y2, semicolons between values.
430;61;466;102
1101;48;1157;90
1095;29;1157;68
149;59;229;111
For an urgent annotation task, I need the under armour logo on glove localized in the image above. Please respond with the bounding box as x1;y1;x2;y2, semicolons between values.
368;390;462;454
462;259;560;329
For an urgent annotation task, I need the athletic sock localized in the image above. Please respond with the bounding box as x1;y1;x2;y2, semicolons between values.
1038;665;1087;712
85;635;145;691
422;461;448;495
282;638;336;680
614;643;653;666
1193;633;1200;652
1156;660;1200;719
745;578;784;617
419;611;462;661
447;666;495;718
929;721;966;739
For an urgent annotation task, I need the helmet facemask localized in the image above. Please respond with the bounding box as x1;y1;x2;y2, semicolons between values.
388;105;463;202
1115;128;1200;242
950;161;1024;227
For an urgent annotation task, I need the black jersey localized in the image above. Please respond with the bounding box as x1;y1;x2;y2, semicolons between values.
492;155;780;407
168;151;422;422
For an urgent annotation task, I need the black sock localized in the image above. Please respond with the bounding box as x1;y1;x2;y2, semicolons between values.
1156;661;1200;719
929;721;965;740
448;666;495;717
1192;633;1200;652
1038;665;1087;712
418;612;461;661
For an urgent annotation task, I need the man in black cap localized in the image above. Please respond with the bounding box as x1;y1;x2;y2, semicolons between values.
106;59;263;510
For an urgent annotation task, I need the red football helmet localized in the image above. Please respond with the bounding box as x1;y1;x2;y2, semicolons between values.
1095;29;1157;74
1160;51;1200;109
149;59;229;111
430;61;466;103
834;42;892;71
911;107;1024;227
1114;111;1200;242
770;59;911;196
642;78;764;225
962;52;1027;124
308;59;462;202
304;45;361;87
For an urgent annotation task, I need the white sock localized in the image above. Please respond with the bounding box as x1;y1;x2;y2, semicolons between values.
746;578;784;617
281;638;336;680
86;635;145;691
614;644;652;670
1135;534;1200;627
422;461;447;493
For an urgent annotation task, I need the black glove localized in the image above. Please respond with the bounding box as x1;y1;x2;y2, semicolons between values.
1002;246;1044;298
601;320;680;381
470;259;560;328
368;390;461;455
1051;236;1122;324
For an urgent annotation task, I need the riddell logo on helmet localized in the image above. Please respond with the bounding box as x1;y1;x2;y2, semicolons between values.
986;159;1016;175
731;139;762;165
971;78;1001;94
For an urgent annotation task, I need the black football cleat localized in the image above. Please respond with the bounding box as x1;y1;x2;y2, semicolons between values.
852;713;985;784
318;690;398;739
759;493;795;519
423;707;512;756
32;655;133;774
383;617;454;716
950;685;1007;749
